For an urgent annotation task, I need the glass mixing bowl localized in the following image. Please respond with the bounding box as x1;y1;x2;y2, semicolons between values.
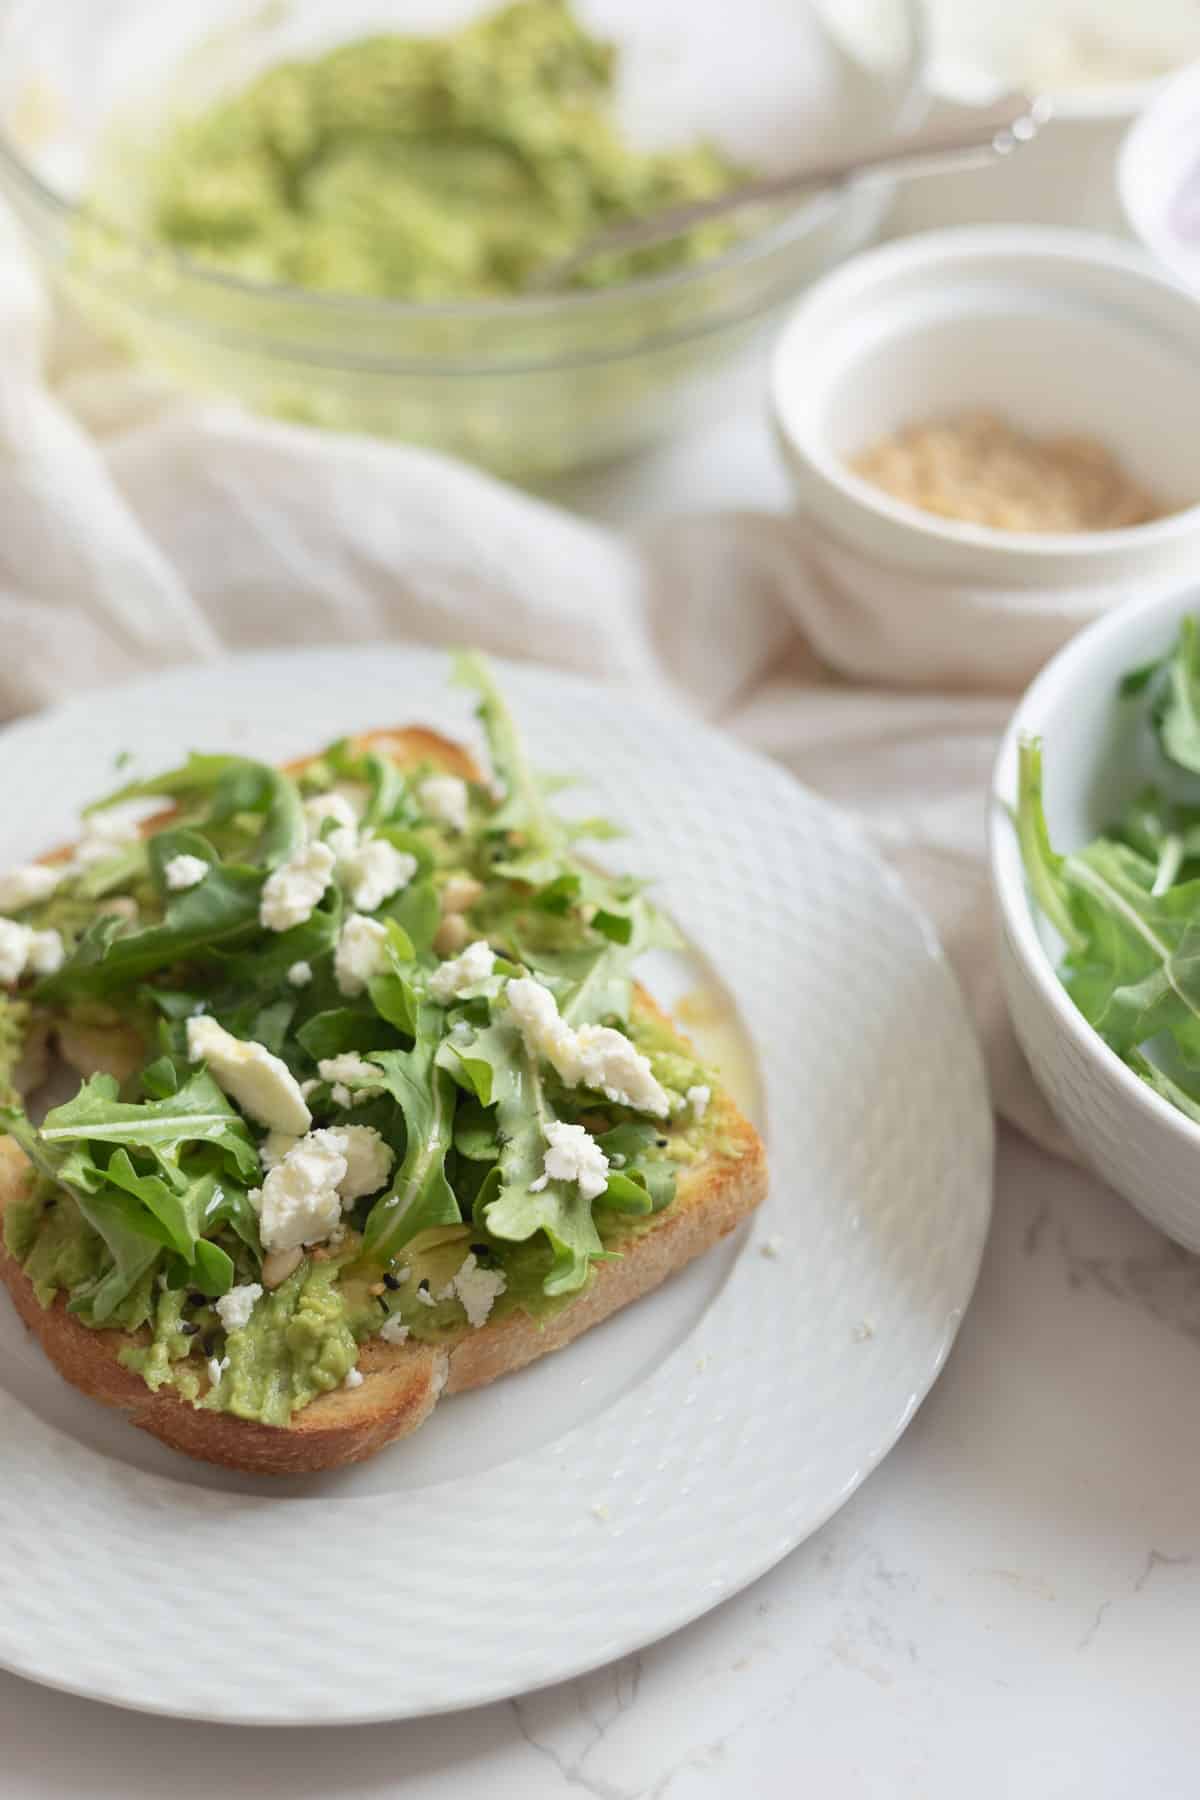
0;0;922;477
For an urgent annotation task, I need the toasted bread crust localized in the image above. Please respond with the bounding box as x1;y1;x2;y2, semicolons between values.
1;726;767;1474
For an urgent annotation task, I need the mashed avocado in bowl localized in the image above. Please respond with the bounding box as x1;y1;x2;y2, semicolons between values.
0;0;920;473
148;0;744;299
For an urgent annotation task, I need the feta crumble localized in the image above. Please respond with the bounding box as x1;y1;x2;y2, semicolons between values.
505;976;670;1117
340;837;418;913
529;1120;610;1202
418;773;468;833
0;863;61;912
317;1052;384;1097
686;1084;711;1122
207;1354;231;1386
286;960;313;988
0;920;65;985
259;840;335;932
343;1366;365;1389
429;939;495;1004
216;1282;263;1333
257;1135;346;1251
311;1124;393;1202
186;1015;312;1134
334;912;390;996
163;852;209;892
304;792;358;841
436;1252;507;1329
379;1316;410;1346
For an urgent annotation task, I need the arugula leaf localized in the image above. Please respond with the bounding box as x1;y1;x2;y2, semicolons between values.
0;1107;165;1321
445;1016;601;1295
1155;616;1200;774
39;1070;260;1184
1125;1048;1200;1124
296;1008;400;1061
1015;738;1087;954
89;754;304;868
454;649;569;882
361;1004;461;1261
36;860;265;1000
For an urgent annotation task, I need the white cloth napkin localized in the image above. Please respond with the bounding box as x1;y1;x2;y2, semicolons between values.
0;213;1134;1162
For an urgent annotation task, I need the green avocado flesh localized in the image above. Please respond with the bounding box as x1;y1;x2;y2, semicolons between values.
144;0;744;299
1;654;737;1430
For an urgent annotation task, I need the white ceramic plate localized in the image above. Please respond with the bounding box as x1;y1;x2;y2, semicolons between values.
0;648;992;1724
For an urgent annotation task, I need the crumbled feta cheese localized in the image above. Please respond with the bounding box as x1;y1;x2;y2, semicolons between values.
505;976;670;1117
286;960;313;988
207;1355;231;1386
415;1285;436;1307
0;920;64;984
299;1078;319;1099
259;1130;299;1173
259;841;335;932
429;939;495;1004
435;1252;506;1329
215;1282;263;1333
379;1316;410;1345
334;912;389;997
340;837;418;913
343;1366;364;1389
163;852;209;892
529;1120;610;1202
317;1052;384;1096
304;792;358;837
186;1015;312;1134
0;921;32;984
0;863;61;912
418;773;469;833
257;1136;345;1251
26;928;64;977
331;1083;352;1109
686;1084;711;1122
310;1124;393;1202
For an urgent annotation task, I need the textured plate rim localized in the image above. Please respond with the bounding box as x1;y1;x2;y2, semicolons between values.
0;646;994;1725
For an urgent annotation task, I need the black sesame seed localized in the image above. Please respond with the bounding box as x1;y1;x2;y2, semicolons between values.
186;1289;206;1307
417;1279;430;1294
42;1197;56;1210
383;1272;402;1290
655;1138;668;1148
179;1321;200;1337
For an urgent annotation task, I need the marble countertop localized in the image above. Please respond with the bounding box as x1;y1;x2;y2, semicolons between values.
5;370;1200;1800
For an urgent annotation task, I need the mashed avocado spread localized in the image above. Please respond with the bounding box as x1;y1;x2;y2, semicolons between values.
0;653;727;1428
147;0;743;298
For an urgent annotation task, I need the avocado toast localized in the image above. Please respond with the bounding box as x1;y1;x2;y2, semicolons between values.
0;656;766;1474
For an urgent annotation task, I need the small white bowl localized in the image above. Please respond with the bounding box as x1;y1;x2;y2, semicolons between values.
1119;58;1200;292
771;228;1200;685
990;581;1200;1250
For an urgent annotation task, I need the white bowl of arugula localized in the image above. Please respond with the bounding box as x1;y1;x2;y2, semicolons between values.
992;586;1200;1248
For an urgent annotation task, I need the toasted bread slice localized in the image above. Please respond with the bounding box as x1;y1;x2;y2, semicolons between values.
0;727;767;1474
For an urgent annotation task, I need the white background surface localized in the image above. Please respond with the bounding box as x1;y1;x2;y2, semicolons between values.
3;369;1200;1795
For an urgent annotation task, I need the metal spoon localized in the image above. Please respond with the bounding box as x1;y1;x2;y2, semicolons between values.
533;92;1051;289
